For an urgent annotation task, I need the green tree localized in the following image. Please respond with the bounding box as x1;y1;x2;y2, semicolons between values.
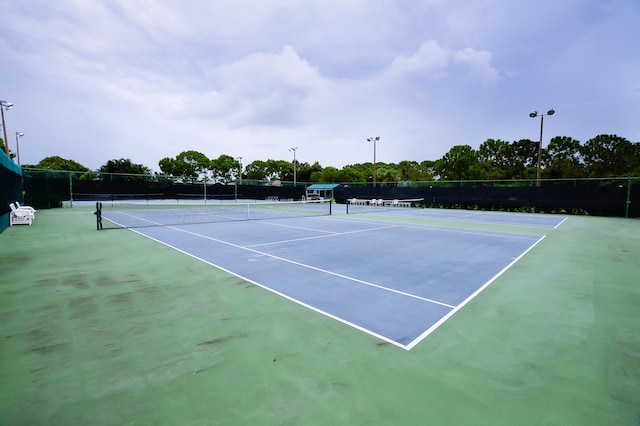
543;136;585;178
210;154;240;184
341;163;369;180
278;159;295;182
244;159;290;181
311;166;341;183
33;156;90;172
0;138;15;160
158;157;176;176
504;139;538;179
396;160;421;181
376;163;401;184
158;150;209;181
415;161;436;181
632;143;640;176
99;158;151;177
478;139;511;179
297;161;323;183
581;134;638;177
338;165;367;183
245;160;268;180
434;145;484;180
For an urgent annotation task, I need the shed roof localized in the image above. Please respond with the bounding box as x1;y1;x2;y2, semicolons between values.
306;184;340;190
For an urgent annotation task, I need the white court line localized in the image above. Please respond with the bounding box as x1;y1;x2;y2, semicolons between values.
328;215;542;241
114;214;552;350
247;224;400;248
103;211;164;227
253;220;342;234
124;227;409;350
451;213;475;219
359;208;565;229
403;234;546;350
169;225;456;309
554;216;569;229
437;213;561;228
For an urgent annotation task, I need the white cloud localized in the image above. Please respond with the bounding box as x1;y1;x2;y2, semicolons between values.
387;40;502;86
388;41;451;80
0;0;638;171
454;48;502;86
203;46;321;127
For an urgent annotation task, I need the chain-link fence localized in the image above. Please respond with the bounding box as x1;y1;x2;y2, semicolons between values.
21;168;640;218
337;178;640;217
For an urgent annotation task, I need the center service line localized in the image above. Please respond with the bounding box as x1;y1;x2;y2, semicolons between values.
170;225;455;309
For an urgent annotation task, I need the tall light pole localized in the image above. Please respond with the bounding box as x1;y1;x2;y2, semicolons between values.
529;109;555;187
289;147;298;186
15;132;24;165
366;137;380;187
236;156;243;185
1;100;13;156
235;156;243;201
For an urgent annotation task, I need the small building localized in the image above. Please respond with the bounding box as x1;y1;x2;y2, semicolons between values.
305;183;340;201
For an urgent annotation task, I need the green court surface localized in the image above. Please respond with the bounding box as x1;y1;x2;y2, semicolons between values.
1;206;639;425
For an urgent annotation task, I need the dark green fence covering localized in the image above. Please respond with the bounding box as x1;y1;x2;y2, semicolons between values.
20;168;640;218
0;151;23;233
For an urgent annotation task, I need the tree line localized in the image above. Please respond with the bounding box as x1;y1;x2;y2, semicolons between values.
14;133;640;183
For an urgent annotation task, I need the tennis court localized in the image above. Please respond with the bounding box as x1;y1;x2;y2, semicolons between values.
346;198;566;228
2;204;639;425
99;201;565;349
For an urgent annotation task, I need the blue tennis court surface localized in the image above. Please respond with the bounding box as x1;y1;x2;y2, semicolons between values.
105;209;565;349
347;205;566;228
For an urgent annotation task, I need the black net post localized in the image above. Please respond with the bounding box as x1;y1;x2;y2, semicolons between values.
94;201;102;230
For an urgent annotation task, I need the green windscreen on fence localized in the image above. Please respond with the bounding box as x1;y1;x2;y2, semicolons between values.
0;150;23;233
19;168;640;218
22;168;71;208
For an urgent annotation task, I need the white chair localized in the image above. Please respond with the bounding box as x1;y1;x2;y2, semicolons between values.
14;201;35;211
12;202;36;219
9;204;33;226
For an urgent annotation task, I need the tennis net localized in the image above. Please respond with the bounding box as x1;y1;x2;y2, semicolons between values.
345;198;424;214
95;199;332;230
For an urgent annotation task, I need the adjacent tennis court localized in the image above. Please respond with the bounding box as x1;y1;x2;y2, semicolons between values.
99;200;565;349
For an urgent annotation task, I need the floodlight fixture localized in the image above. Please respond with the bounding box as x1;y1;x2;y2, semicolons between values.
236;156;243;185
366;137;380;187
529;108;556;187
289;147;298;186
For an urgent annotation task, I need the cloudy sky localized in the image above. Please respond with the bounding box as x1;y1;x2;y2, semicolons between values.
1;0;638;171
